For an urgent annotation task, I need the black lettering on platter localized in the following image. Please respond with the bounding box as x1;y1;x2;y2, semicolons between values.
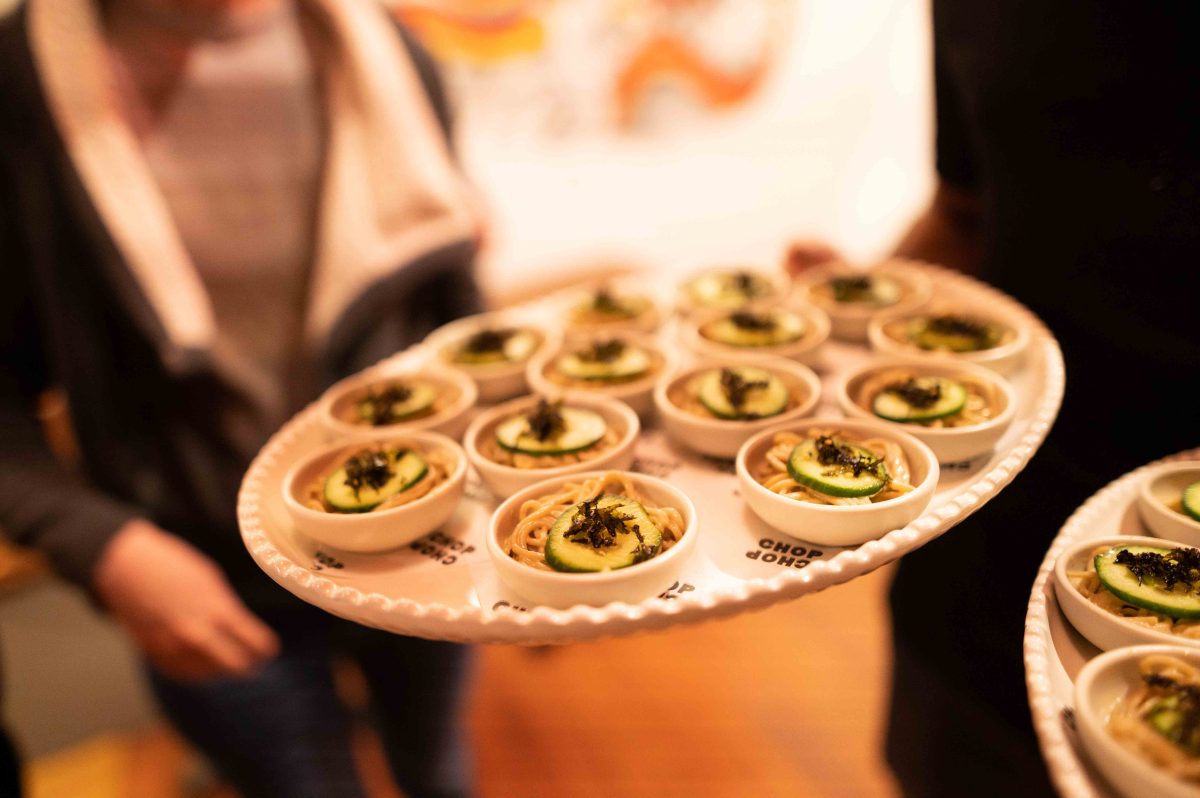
657;581;697;600
313;550;344;571
744;538;825;568
492;600;530;613
631;455;679;478
409;532;475;566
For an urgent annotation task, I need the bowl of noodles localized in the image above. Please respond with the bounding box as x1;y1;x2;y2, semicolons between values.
1075;645;1200;798
676;267;786;316
424;312;553;403
654;357;821;459
464;394;640;499
282;431;467;552
1054;536;1200;652
525;332;673;419
562;282;662;334
867;305;1030;376
680;304;831;368
318;366;478;441
836;359;1016;463
486;470;698;608
735;418;939;546
794;260;932;342
1138;462;1200;548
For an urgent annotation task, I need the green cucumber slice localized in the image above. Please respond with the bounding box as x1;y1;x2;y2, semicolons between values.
1095;545;1200;619
695;367;789;420
495;407;608;456
356;382;437;425
907;315;1001;353
453;328;538;365
786;437;887;498
703;311;805;348
1182;481;1200;522
688;271;773;308
828;275;901;306
544;495;663;573
555;343;651;381
871;377;967;423
323;449;428;513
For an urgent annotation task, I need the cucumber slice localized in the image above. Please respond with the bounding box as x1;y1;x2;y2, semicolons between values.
453;328;538;365
495;406;608;456
1182;481;1200;522
688;271;773;308
871;377;967;423
828;275;900;306
703;311;806;348
323;449;428;513
555;342;651;381
907;315;1001;352
1095;545;1200;619
786;437;887;498
356;382;437;425
544;495;663;573
695;367;789;420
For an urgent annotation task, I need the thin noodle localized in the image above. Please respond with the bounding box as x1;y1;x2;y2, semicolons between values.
503;471;686;571
753;428;916;506
303;443;455;513
1069;546;1200;639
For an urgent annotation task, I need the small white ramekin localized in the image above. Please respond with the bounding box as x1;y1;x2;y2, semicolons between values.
423;311;554;403
525;331;673;420
654;356;822;459
317;366;478;442
679;304;831;368
735;417;939;547
486;470;698;608
867;306;1031;376
464;393;639;499
1053;535;1200;652
1138;462;1200;547
1075;644;1200;798
835;358;1017;464
794;260;933;342
282;431;467;553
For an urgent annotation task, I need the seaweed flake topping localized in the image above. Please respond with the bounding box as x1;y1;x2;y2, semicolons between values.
830;276;875;303
925;314;992;343
1141;674;1200;755
1114;547;1200;592
729;311;776;331
524;399;566;442
342;449;401;498
883;378;942;410
815;436;884;479
462;328;515;354
591;288;628;316
720;368;770;415
358;384;413;426
578;339;626;363
732;271;759;296
564;498;652;560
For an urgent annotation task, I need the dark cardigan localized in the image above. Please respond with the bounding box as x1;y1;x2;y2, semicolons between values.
0;4;480;605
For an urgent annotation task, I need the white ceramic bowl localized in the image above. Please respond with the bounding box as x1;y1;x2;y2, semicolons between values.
795;260;933;342
675;267;788;316
525;331;673;420
1138;462;1200;547
867;305;1031;376
317;366;478;442
1053;535;1200;652
282;431;467;553
680;304;831;368
734;417;939;546
1075;644;1200;798
486;470;698;608
835;358;1017;464
423;311;553;403
464;393;640;499
654;356;822;459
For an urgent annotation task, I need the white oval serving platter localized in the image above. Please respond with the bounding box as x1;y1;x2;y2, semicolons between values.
1025;448;1200;798
240;264;1063;645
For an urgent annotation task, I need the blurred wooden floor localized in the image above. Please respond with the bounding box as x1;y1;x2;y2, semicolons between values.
27;565;899;798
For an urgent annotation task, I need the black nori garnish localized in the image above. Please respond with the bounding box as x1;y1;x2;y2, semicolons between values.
524;399;566;443
732;271;758;296
358;384;414;426
882;378;942;410
719;368;770;416
729;311;776;331
342;449;402;498
563;497;655;561
591;288;628;316
814;435;885;479
577;339;626;363
925;314;993;344
462;328;515;354
1114;547;1200;592
829;276;875;303
1141;673;1200;756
